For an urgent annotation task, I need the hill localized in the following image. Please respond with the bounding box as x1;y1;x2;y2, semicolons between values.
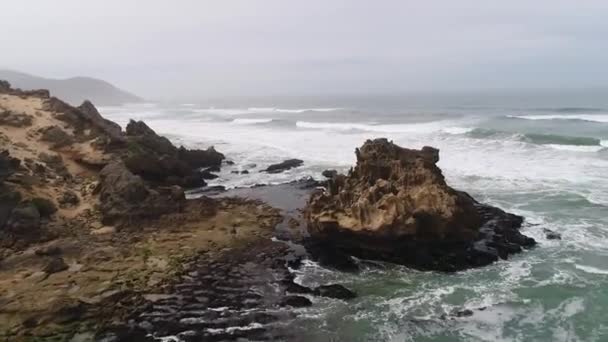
0;70;142;106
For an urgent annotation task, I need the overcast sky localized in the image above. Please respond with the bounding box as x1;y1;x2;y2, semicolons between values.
2;1;608;99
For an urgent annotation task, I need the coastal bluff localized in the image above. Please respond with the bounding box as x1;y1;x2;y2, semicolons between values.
305;138;536;271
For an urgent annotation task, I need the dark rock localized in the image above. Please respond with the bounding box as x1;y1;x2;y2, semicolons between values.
225;160;235;165
262;159;304;174
40;126;74;148
201;170;219;180
35;245;62;256
77;100;124;143
58;191;80;206
5;202;40;234
205;165;221;173
241;170;249;174
98;161;184;224
543;228;562;240
321;169;338;179
122;120;222;188
313;284;356;300
280;296;312;308
304;139;535;272
455;309;474;317
43;257;69;274
0;110;33;127
30;197;57;217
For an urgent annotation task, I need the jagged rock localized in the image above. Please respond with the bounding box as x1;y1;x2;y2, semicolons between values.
30;197;57;217
304;138;535;271
263;159;304;174
0;110;33;127
40;126;74;148
38;152;70;179
122;120;222;188
98;161;184;224
321;169;338;179
77;100;125;144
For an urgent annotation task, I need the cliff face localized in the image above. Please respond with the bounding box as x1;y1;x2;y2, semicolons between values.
305;138;535;271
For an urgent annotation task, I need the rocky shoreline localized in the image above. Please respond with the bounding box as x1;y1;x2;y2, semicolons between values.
0;81;536;341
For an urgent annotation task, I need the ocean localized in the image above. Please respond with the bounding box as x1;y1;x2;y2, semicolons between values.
99;92;608;341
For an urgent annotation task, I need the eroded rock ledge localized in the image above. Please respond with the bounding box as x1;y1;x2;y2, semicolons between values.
304;138;535;271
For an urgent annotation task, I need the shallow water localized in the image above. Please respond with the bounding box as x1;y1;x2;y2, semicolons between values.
101;94;608;341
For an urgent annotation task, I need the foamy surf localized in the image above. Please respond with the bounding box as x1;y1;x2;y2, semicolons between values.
232;118;273;124
574;264;608;275
509;114;608;123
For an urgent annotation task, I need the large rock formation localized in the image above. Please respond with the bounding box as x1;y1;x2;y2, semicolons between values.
123;120;225;188
304;138;535;271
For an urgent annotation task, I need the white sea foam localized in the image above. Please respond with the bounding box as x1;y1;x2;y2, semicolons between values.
545;144;604;153
442;126;474;134
574;264;608;275
295;120;448;133
232;118;273;124
601;140;608;147
509;114;608;123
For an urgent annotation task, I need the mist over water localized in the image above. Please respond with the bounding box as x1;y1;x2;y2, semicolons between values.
101;92;608;341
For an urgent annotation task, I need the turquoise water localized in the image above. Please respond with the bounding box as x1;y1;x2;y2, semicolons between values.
101;95;608;341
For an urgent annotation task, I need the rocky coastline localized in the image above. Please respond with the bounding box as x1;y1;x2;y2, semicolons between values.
0;81;536;341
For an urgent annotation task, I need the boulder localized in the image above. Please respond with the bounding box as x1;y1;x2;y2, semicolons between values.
262;159;304;174
304;138;535;271
98;161;184;224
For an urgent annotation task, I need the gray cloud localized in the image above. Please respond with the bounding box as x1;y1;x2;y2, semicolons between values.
2;0;608;99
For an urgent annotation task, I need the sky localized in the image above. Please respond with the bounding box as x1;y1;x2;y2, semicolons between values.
2;0;608;100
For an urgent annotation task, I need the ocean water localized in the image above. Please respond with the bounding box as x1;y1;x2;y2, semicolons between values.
100;93;608;341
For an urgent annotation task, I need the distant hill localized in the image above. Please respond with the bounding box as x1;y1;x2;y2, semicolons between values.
0;70;142;106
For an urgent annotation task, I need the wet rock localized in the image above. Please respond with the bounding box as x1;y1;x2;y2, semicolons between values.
543;228;562;240
321;169;338;179
40;125;74;148
305;138;535;271
225;160;235;165
455;309;474;317
241;170;249;174
262;159;304;173
280;296;312;307
313;284;356;300
201;170;219;179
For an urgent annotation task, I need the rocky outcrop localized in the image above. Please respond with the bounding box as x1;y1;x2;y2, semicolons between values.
262;159;304;174
123;120;224;188
98;161;185;224
0;110;33;127
304;139;535;271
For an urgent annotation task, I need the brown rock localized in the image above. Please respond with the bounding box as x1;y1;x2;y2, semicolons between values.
304;138;535;271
